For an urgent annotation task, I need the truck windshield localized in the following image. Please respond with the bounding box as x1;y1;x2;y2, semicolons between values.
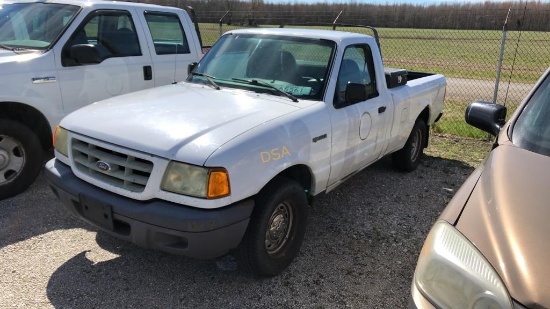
0;3;80;50
512;73;550;157
188;33;335;101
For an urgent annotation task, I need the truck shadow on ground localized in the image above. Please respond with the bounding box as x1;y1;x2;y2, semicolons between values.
0;172;94;249
44;155;476;308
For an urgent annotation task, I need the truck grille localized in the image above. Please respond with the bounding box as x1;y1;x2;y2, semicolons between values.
71;139;153;192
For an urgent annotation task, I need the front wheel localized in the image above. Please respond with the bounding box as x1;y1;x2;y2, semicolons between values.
0;120;43;200
392;118;427;172
237;178;308;277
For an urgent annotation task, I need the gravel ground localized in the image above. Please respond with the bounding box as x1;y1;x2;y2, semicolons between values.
0;135;491;308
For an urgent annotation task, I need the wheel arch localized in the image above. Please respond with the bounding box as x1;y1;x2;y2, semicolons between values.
0;102;53;151
417;106;430;148
258;164;314;205
237;164;311;276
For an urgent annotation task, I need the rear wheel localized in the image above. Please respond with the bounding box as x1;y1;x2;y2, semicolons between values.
0;120;43;200
237;178;308;277
392;119;427;172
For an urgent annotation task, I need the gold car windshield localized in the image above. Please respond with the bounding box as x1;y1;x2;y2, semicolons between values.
512;73;550;156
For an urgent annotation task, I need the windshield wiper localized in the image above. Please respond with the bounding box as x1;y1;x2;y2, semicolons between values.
0;44;35;54
231;78;298;102
191;72;220;90
0;44;15;51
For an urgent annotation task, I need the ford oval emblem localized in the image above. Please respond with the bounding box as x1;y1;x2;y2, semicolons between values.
96;160;112;172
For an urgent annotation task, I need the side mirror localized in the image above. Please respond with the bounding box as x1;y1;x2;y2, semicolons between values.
345;83;367;104
465;101;507;136
70;44;101;64
188;62;198;75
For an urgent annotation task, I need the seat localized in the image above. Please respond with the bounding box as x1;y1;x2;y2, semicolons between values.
335;59;364;104
102;28;141;57
71;29;89;45
279;50;299;84
338;59;363;90
246;46;275;80
247;48;299;84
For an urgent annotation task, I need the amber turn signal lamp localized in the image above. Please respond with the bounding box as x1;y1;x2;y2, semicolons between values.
207;169;230;199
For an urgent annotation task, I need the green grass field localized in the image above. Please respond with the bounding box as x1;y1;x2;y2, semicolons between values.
198;23;548;138
432;99;487;139
379;28;550;83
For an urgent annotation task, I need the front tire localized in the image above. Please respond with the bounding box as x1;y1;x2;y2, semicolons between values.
0;120;43;200
392;118;427;172
237;178;308;277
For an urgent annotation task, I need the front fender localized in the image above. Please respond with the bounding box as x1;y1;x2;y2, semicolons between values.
0;51;63;132
205;104;332;204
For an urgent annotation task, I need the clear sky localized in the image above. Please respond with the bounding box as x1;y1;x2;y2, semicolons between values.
266;0;546;5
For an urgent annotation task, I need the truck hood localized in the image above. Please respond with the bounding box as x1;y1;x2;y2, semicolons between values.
0;49;41;65
456;144;550;308
61;82;302;165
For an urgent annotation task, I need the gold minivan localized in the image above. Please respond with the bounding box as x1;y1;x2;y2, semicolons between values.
409;67;550;309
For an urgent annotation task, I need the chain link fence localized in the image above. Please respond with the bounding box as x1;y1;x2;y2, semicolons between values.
193;8;550;139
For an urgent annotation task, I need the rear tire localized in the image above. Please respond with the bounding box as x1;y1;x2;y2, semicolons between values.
237;178;308;277
392;119;427;172
0;120;43;200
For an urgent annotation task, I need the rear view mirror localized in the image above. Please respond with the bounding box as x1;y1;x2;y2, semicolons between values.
188;62;198;75
70;44;101;64
465;101;507;136
345;83;367;104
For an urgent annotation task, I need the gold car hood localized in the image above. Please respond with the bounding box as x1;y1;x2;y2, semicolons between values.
456;144;550;308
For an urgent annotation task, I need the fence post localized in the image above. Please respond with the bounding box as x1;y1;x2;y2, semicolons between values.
493;8;511;105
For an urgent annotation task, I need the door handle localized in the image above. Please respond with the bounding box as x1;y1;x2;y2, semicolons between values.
378;106;386;114
143;65;152;81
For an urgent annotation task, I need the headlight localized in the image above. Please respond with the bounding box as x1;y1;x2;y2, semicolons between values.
415;221;512;309
161;161;230;199
53;125;68;157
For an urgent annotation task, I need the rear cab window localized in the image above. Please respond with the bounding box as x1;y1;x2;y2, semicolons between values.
144;12;190;55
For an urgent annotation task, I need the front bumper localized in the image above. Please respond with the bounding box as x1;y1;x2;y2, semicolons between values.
44;159;254;259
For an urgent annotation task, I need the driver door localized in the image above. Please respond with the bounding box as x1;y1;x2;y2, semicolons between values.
327;44;388;186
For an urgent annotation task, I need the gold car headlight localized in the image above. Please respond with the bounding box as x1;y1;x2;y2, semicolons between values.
53;125;69;157
414;221;512;309
161;161;230;199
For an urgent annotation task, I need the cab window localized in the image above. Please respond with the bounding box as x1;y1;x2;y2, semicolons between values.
62;10;141;66
334;44;378;108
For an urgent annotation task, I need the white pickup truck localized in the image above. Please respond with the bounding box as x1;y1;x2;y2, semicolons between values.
45;27;446;276
0;0;203;199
